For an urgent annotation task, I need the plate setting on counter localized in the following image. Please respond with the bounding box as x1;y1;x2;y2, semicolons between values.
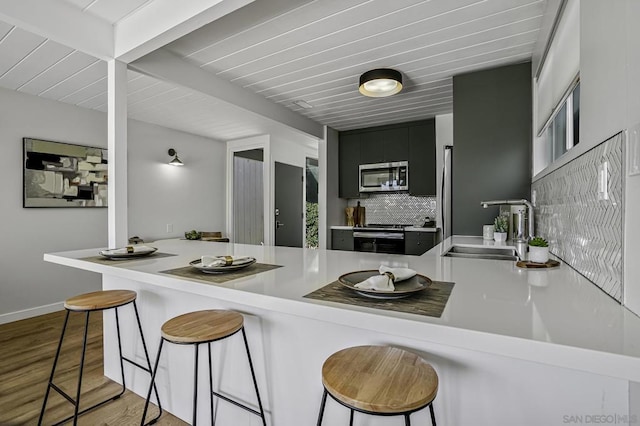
190;255;257;274
338;270;432;299
99;245;158;259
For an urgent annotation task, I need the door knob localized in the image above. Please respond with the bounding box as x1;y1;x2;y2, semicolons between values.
276;221;285;228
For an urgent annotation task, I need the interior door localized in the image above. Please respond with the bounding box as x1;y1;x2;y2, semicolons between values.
275;161;303;247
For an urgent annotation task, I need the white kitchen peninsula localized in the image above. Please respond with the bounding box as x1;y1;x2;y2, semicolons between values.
45;238;640;425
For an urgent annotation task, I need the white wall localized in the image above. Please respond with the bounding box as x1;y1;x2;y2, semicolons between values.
0;87;226;322
127;120;226;241
573;0;640;315
0;87;107;322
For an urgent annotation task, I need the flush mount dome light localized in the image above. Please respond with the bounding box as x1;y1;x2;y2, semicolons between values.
359;68;403;97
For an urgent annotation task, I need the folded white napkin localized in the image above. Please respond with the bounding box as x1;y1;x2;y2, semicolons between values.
379;265;416;282
354;265;417;291
354;274;395;291
105;245;155;255
201;255;252;267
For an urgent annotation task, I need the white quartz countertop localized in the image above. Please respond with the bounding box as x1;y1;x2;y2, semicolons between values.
45;237;640;381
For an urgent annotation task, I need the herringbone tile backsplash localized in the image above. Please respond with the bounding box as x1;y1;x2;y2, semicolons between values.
347;194;437;225
532;132;623;301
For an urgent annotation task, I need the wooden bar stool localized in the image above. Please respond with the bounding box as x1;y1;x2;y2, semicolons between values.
38;290;161;426
316;345;438;426
140;309;267;426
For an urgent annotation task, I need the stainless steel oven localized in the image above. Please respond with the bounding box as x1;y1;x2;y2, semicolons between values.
359;161;408;193
353;228;405;254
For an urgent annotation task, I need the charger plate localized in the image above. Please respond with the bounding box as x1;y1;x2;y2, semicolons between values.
338;270;432;299
189;258;257;274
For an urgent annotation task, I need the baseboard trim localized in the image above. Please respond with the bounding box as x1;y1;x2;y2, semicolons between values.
0;302;64;325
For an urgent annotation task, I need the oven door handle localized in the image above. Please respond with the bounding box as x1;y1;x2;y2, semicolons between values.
353;232;405;240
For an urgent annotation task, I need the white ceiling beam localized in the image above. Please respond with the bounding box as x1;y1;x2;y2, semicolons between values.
130;48;324;139
114;0;254;63
0;0;113;60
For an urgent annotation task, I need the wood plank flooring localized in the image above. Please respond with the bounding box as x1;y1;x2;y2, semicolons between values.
0;310;186;425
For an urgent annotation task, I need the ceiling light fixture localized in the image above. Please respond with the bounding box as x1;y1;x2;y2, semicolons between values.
359;68;403;97
167;148;184;166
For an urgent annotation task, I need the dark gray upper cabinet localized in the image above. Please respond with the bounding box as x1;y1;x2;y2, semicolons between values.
360;127;408;164
338;132;361;198
408;121;436;196
338;119;434;198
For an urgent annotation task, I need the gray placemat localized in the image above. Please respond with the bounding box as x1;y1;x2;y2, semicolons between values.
81;252;178;265
304;279;455;318
159;263;282;284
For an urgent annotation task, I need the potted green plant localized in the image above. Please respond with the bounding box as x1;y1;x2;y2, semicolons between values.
528;236;549;263
493;215;508;242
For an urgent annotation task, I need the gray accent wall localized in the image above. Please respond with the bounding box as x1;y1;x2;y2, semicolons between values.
452;62;532;235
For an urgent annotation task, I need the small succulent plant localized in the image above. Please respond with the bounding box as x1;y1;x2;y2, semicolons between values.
184;230;202;240
494;215;508;233
529;236;549;247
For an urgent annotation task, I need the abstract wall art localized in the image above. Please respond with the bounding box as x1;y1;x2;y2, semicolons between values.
23;138;108;208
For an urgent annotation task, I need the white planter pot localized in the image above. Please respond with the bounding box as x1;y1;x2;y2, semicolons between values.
494;232;507;242
528;246;549;263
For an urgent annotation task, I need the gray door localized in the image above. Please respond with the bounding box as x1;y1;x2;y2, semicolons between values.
275;161;303;247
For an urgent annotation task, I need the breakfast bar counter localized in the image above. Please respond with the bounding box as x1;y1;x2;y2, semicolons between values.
45;238;640;425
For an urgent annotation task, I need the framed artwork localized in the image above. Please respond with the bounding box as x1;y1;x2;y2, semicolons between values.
23;138;108;208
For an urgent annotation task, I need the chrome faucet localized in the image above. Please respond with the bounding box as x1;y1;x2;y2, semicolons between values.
480;199;535;241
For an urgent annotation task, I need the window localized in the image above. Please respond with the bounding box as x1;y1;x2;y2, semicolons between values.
537;82;580;170
533;0;580;175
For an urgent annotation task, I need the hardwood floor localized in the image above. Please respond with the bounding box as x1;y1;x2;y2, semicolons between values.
0;310;186;425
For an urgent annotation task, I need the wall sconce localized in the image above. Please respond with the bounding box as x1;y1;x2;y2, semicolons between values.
167;148;184;166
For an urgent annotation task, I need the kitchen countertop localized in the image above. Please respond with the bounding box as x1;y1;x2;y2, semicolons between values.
331;225;439;232
44;237;640;381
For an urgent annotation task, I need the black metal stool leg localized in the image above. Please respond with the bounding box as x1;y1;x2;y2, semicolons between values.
241;327;267;426
208;342;215;425
193;344;200;426
141;339;164;426
38;310;71;426
316;389;328;426
429;402;436;426
404;413;411;426
114;308;127;397
349;409;354;426
132;301;163;422
72;311;91;425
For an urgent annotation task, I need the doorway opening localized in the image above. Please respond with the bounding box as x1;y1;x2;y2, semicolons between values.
233;149;264;245
305;157;319;248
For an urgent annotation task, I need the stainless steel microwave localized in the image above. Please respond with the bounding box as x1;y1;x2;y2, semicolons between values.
359;161;409;192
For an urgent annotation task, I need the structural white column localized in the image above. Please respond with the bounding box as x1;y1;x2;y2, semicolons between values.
107;59;128;247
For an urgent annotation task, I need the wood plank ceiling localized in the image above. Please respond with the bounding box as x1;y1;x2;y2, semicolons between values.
0;0;546;138
165;0;546;130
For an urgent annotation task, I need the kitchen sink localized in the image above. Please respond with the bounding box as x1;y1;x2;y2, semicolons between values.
442;245;520;261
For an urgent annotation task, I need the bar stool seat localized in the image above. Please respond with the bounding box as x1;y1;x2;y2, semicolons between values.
317;345;438;425
64;289;137;311
141;309;267;426
39;289;161;426
161;310;243;343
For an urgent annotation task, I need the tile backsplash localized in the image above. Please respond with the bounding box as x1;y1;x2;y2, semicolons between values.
532;132;623;301
347;193;436;225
